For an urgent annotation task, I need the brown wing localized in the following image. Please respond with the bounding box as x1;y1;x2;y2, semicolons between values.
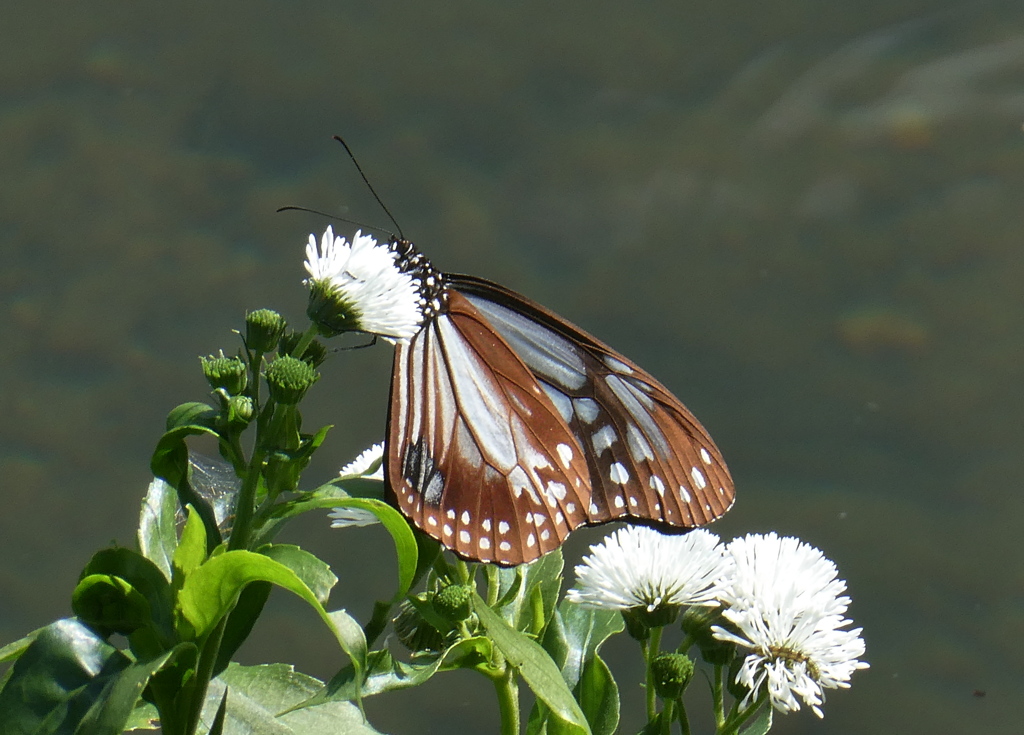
386;290;592;566
451;275;735;531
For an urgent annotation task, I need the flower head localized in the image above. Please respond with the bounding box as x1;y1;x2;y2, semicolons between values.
566;527;732;616
304;226;422;341
711;533;868;718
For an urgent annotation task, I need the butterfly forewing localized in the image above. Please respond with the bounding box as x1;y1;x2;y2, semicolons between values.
387;291;592;565
451;275;735;532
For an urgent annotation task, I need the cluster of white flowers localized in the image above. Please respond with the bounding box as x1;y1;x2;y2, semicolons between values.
567;526;868;719
304;226;422;341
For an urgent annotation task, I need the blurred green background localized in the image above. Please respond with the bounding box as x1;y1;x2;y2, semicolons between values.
2;0;1022;732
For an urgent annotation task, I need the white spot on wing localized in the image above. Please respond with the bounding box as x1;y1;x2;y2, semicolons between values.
427;515;438;526
691;467;707;489
459;530;470;544
443;524;453;536
650;476;665;495
679;486;692;503
573;397;600;424
527;533;536;548
700;447;712;465
609;462;630;484
479;537;491;550
500;540;512;552
604;355;634;374
591;425;617;455
556;443;574;468
498;521;510;535
482;518;492;531
613;496;625;509
626;423;654;462
461;510;471;524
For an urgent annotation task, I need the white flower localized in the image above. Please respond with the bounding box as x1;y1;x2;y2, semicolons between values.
338;442;385;480
566;527;732;612
329;443;386;528
304;226;422;341
711;533;869;718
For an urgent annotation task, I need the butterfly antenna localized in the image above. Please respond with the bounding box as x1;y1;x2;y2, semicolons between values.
333;135;405;241
275;205;392;237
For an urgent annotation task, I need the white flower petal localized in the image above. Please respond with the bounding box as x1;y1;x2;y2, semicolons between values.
566;527;732;612
339;442;385;481
711;532;869;718
328;507;380;528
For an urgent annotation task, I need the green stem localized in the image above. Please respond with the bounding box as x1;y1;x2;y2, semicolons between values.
659;699;675;735
644;626;664;721
492;667;520;735
182;619;228;735
678;698;691;735
717;690;769;735
291;323;320;360
712;664;725;728
227;447;265;552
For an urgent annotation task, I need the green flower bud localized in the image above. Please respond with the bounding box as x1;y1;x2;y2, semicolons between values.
432;584;473;623
201;353;247;395
393;598;446;653
278;331;328;367
227;395;255;426
72;574;151;636
245;309;287;353
651;653;694;700
265;355;318;404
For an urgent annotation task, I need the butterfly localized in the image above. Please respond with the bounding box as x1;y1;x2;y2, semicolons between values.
378;238;735;566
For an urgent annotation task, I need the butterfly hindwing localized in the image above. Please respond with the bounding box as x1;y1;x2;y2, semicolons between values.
387;290;592;565
451;274;735;531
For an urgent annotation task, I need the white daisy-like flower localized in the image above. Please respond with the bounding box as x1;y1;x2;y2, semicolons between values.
566;527;732;612
304;226;422;341
329;442;385;529
338;442;385;480
711;533;869;718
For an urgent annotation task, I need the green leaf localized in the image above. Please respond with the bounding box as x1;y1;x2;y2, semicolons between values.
198;663;383;735
258;545;337;606
177;551;367;689
472;592;590;734
548;602;624;689
265;496;418;604
298;636;493;712
80;547;175;646
212;582;273;679
174;506;210;585
73;645;187;735
123;701;160;730
738;704;773;735
0;618;129;734
575;655;619;735
0;628;42;665
167;402;220;432
138;477;179;581
497;550;564;634
150;417;223;551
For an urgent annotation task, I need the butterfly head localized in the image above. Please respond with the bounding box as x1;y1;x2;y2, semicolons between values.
303;226;444;341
